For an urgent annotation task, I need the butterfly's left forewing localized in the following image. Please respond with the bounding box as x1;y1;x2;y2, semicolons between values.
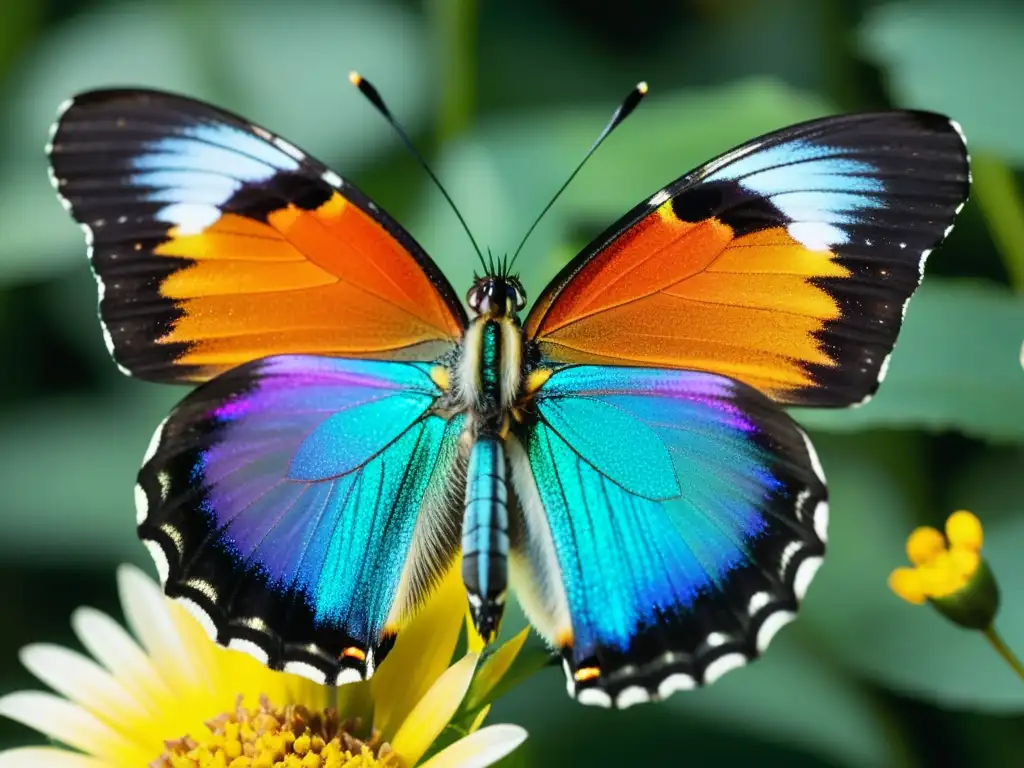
508;365;826;707
48;89;466;382
137;355;465;683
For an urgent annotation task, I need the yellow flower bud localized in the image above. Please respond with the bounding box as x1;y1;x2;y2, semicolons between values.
889;510;999;630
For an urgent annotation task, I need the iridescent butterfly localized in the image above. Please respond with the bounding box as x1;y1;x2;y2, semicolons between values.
47;76;969;708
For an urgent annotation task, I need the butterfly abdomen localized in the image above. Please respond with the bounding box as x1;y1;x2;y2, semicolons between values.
462;434;510;642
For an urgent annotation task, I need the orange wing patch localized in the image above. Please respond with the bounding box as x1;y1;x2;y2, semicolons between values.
154;193;463;375
527;204;850;399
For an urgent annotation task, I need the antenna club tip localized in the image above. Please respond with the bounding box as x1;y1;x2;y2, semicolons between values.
637;81;649;95
348;71;363;87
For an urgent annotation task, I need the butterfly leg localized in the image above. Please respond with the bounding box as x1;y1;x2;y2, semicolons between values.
462;434;510;643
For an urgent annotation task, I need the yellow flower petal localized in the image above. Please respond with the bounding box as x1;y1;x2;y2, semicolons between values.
70;606;176;715
947;548;981;580
469;704;491;734
390;653;479;766
906;526;946;565
373;565;466;739
946;510;983;552
0;747;108;768
417;724;528;768
465;609;486;654
917;556;969;599
888;567;927;604
463;627;529;713
0;691;152;765
19;644;155;743
116;565;205;694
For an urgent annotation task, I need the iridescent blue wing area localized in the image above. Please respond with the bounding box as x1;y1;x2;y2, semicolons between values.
508;365;827;707
137;355;464;684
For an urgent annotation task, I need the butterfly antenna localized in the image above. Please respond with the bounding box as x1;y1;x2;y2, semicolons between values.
507;81;648;272
349;71;488;273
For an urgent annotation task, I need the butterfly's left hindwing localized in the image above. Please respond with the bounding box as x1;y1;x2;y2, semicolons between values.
508;365;826;707
137;355;464;683
48;89;466;383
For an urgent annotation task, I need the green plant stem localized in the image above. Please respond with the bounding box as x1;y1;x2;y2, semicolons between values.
429;0;477;143
972;152;1024;293
982;625;1024;682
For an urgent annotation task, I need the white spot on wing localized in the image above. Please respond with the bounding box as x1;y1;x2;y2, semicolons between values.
336;667;363;685
273;137;305;162
799;428;826;487
705;631;728;648
748;591;771;615
616;686;650;709
813;500;830;544
647;189;671;207
577;688;613;708
787;222;847;251
704;652;746;684
657;672;696;699
155;203;220;235
793;556;823;600
228;638;270;665
756;610;796;653
283;661;328;685
143;540;169;584
134;484;149;524
143;417;168;465
321;169;343;189
176;597;218;640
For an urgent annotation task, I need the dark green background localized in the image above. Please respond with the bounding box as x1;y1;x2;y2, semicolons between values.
1;0;1022;766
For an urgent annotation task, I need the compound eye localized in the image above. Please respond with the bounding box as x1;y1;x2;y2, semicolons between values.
509;283;527;311
466;288;481;312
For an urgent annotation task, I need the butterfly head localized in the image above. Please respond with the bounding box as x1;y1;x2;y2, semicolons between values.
467;275;526;319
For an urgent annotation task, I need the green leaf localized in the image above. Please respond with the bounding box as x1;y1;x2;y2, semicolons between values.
0;386;179;564
0;0;429;286
793;280;1024;443
410;78;834;300
860;1;1024;163
669;626;905;768
461;628;532;714
493;625;902;768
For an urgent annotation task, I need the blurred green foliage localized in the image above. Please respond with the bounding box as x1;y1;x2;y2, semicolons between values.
0;0;1022;766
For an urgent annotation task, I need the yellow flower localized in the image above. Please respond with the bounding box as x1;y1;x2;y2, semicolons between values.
0;565;527;768
889;510;999;630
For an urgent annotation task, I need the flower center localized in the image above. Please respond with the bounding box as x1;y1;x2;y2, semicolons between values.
153;696;399;768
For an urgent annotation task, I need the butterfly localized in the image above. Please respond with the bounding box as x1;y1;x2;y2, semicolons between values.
47;79;969;708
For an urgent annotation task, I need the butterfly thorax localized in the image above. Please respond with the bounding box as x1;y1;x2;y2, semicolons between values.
457;274;528;432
